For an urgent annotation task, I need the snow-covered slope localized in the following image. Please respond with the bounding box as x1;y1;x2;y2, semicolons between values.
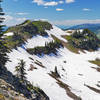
5;25;100;100
25;35;53;48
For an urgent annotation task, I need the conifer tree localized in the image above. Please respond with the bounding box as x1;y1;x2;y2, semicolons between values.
54;66;60;78
0;0;8;69
0;0;5;35
15;59;27;84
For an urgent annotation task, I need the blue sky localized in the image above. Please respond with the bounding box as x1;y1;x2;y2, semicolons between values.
2;0;100;26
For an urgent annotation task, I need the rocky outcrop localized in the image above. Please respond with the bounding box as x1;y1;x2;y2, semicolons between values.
0;66;49;100
0;79;29;100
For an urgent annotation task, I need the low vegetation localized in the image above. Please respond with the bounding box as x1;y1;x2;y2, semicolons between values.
27;39;63;56
65;29;100;51
89;58;100;72
0;94;5;100
31;21;52;36
89;58;100;67
34;60;45;68
85;84;100;94
4;33;25;49
4;20;53;49
14;59;49;99
51;66;61;78
5;20;52;37
49;73;81;100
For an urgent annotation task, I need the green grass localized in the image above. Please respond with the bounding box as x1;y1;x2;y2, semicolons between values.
4;34;24;49
19;20;31;25
32;21;52;32
66;43;79;54
52;34;80;54
89;58;100;67
63;35;79;53
5;20;53;38
65;35;73;40
64;29;100;51
4;20;53;49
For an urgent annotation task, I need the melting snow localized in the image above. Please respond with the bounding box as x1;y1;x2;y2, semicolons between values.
5;25;100;100
4;32;14;36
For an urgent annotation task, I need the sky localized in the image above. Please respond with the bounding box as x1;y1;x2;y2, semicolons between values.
2;0;100;26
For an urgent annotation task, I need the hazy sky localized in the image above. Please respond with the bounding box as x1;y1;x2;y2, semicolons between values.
2;0;100;26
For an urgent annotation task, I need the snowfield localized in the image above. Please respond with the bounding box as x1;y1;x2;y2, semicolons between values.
6;25;100;100
4;32;14;36
46;25;69;42
25;35;53;49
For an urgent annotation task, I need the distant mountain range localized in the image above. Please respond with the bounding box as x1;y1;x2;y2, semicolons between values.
57;25;71;29
67;23;100;34
65;23;100;39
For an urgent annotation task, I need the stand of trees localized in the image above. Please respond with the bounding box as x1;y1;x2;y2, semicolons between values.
0;0;8;70
67;29;100;50
27;40;63;56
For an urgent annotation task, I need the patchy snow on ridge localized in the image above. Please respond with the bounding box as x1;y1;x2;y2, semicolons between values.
46;25;69;42
2;32;14;38
4;32;14;36
6;47;71;100
25;35;53;48
5;25;100;100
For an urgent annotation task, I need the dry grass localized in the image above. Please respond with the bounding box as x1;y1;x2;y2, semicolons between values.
89;58;100;67
65;30;73;34
29;57;34;61
63;42;79;54
51;34;80;54
85;84;100;94
0;94;5;100
28;64;37;71
34;60;45;68
49;73;81;100
89;58;100;72
91;67;100;72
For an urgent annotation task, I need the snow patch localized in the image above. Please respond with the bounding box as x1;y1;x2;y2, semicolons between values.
4;32;14;36
5;25;100;100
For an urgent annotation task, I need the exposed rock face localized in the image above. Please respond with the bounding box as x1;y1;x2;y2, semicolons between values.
0;66;49;100
0;79;29;100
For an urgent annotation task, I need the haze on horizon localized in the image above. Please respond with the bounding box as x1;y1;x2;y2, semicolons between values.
2;0;100;26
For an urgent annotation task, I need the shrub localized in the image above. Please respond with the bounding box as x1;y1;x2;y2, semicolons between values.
27;40;63;55
66;29;100;50
5;33;24;49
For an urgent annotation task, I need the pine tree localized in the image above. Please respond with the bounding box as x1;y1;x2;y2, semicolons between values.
15;59;27;84
0;0;5;35
0;0;8;69
54;66;60;78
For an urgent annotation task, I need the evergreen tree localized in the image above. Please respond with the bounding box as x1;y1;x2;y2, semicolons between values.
0;0;5;35
15;59;27;84
0;0;8;69
54;66;60;78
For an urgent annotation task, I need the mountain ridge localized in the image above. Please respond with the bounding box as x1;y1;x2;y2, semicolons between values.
2;20;100;100
66;23;100;39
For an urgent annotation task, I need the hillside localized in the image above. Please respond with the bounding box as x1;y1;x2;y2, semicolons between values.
65;29;100;51
66;24;100;39
0;63;49;100
67;23;100;34
1;20;100;100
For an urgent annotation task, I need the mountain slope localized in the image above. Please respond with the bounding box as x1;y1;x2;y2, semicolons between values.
4;20;100;100
66;24;100;39
67;23;100;34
